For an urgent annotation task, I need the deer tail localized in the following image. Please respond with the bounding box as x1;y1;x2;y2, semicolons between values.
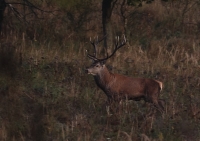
155;80;163;92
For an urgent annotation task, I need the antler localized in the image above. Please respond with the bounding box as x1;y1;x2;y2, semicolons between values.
87;35;106;61
87;35;126;62
102;35;126;61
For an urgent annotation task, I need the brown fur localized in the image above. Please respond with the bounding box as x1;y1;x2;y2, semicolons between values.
86;62;164;112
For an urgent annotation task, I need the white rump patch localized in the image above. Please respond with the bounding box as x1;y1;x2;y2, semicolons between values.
154;80;163;91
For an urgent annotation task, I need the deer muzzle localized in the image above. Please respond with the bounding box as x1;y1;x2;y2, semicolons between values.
85;68;96;75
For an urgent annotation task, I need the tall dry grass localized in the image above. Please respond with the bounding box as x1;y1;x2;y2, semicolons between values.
0;0;199;140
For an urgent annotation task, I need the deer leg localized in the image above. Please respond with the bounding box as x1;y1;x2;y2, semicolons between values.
106;97;112;105
143;98;156;117
106;98;118;116
158;99;165;111
146;103;156;117
151;98;165;115
146;91;164;114
105;98;112;116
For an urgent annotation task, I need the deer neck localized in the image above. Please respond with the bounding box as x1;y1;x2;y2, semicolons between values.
94;66;114;88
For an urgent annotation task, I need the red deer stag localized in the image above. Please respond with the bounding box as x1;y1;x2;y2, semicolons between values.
85;36;164;113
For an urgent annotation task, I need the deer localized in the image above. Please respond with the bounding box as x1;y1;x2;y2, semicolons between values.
85;35;164;114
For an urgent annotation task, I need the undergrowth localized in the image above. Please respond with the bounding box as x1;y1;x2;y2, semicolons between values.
0;35;199;140
0;0;199;140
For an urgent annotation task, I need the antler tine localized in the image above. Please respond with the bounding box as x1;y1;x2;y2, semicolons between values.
115;36;120;49
116;35;126;49
90;37;97;57
99;35;127;62
87;35;125;62
122;34;126;45
87;54;98;61
87;35;106;61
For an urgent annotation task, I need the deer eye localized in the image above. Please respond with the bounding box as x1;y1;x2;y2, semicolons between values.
96;65;99;67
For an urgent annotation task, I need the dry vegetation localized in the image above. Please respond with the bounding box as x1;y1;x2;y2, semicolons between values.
0;0;199;140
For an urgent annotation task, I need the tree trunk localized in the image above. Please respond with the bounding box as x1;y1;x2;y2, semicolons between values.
0;0;6;34
120;0;127;35
102;0;117;53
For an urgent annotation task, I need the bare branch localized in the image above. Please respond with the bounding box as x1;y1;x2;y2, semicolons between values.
5;0;58;24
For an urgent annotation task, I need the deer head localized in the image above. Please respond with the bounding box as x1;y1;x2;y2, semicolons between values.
86;35;126;76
